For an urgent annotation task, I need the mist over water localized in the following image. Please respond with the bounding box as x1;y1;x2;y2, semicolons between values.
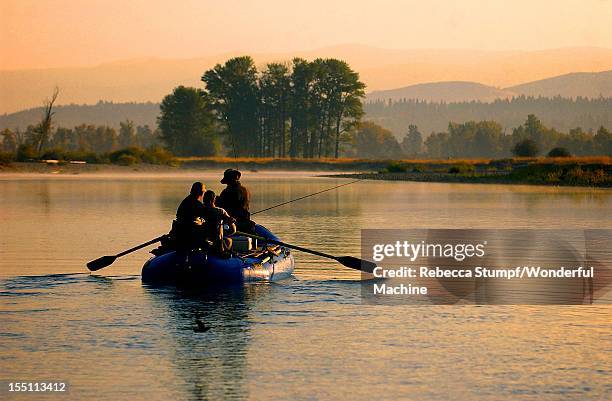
1;173;610;400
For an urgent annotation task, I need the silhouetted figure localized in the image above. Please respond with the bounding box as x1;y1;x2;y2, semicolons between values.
217;169;255;232
173;182;207;250
201;190;236;255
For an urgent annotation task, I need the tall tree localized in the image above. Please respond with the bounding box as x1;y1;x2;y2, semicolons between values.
50;127;74;150
325;59;365;158
1;129;17;153
202;56;260;156
201;56;365;158
511;114;560;152
135;125;158;148
351;121;403;159
401;125;423;157
33;87;59;155
260;63;291;157
73;124;96;151
93;126;118;153
118;120;136;148
424;132;451;158
304;59;365;158
473;120;505;157
288;58;314;158
594;126;612;155
158;86;220;156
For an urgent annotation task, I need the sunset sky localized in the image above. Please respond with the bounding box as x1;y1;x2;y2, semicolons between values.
2;0;612;70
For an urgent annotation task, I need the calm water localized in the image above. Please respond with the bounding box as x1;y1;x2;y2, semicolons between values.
1;172;610;400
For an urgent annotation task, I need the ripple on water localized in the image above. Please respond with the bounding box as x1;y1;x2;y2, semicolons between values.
1;177;610;400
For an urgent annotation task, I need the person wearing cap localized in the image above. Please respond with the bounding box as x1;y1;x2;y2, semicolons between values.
217;169;255;232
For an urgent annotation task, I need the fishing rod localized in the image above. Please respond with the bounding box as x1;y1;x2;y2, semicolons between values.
251;178;363;215
87;177;363;270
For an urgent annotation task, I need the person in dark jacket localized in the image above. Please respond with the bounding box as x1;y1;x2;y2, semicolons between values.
176;182;206;223
173;182;207;250
216;169;255;232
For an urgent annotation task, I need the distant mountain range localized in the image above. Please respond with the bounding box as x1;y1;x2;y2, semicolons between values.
1;45;612;113
2;70;611;134
366;70;612;102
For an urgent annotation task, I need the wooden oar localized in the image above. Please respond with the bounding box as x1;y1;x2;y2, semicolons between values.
86;235;165;271
235;231;377;273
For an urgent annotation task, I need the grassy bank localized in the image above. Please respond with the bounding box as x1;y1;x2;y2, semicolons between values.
321;156;611;187
177;156;404;171
1;155;610;187
0;146;175;166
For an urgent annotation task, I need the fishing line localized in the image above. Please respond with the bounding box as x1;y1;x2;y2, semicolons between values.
252;178;363;215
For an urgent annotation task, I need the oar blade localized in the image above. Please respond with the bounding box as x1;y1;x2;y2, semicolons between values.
336;256;377;273
86;255;117;271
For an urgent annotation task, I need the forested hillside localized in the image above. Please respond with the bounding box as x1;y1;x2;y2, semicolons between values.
0;102;160;131
507;70;612;98
364;96;612;137
4;96;612;143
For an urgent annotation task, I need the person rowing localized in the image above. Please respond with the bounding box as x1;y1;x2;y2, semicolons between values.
217;169;256;233
173;181;208;251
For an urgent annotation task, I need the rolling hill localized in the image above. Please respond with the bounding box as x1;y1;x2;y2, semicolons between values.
506;70;612;98
2;45;612;113
366;81;516;102
0;102;160;131
2;69;612;136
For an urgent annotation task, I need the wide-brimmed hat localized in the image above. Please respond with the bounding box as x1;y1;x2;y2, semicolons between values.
221;168;241;184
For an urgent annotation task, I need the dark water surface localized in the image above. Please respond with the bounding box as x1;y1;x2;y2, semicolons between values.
1;173;610;400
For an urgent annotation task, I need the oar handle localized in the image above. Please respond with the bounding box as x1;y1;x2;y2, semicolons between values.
235;231;338;261
115;235;165;257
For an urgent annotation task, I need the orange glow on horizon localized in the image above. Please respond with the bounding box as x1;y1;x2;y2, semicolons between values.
2;0;612;71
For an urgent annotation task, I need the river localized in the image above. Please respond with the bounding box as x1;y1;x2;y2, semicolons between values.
1;172;610;400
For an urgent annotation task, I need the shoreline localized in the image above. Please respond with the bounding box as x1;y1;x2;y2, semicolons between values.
1;158;610;188
0;162;370;182
0;161;186;175
0;160;376;175
320;171;611;188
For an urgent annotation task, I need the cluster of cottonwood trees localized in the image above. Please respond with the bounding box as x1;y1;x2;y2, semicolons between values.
3;58;610;161
159;56;365;158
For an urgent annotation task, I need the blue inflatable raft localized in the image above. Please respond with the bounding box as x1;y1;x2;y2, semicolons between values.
141;225;295;285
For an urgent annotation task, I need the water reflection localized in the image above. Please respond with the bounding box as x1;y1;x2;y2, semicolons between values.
142;283;272;400
504;185;611;203
0;172;610;400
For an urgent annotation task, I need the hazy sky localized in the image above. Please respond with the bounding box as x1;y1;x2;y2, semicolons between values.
2;0;611;70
